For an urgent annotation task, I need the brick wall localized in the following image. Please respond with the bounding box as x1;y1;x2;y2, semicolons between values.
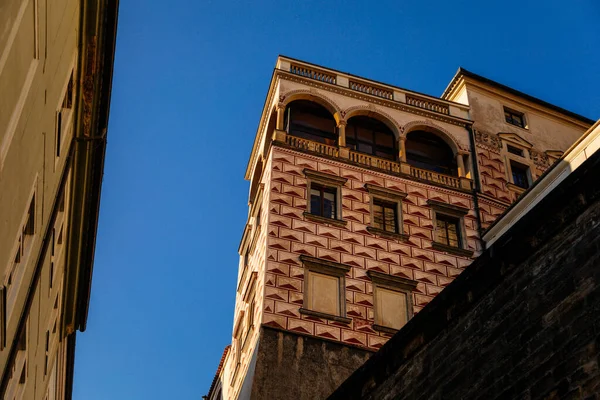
329;150;600;399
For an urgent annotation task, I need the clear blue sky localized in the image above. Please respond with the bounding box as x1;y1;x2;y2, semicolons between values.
72;1;599;399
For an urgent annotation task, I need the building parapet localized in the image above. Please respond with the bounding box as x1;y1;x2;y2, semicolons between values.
277;56;471;121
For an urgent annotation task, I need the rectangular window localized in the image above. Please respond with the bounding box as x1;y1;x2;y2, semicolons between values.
306;270;340;316
300;255;350;322
24;195;35;236
0;287;6;350
369;271;417;333
372;199;398;233
435;214;461;248
310;184;337;219
56;74;74;158
510;161;530;189
504;107;525;128
507;145;524;157
375;287;409;330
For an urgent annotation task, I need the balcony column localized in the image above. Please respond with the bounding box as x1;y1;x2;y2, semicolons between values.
398;136;411;174
272;104;288;143
337;121;350;159
398;136;407;162
337;121;347;147
276;104;286;131
456;152;466;177
457;151;472;190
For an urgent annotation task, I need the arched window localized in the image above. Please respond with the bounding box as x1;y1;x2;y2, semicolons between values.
346;116;396;160
284;100;337;145
405;130;457;176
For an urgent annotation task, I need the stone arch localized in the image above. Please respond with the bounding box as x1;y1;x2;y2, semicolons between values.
278;89;342;123
401;120;465;154
342;105;402;140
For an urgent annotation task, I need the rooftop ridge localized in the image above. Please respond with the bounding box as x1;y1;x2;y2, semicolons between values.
442;67;595;125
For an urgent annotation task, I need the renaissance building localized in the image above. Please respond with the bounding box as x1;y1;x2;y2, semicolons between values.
206;56;593;400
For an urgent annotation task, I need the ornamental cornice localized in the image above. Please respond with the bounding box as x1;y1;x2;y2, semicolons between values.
272;145;473;198
275;70;471;128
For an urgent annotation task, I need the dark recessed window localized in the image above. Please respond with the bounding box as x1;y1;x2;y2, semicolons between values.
285;100;337;146
507;145;524;157
310;184;337;219
373;199;398;233
436;214;461;248
406;130;457;176
511;161;530;189
346;116;396;161
504;107;525;128
24;195;35;236
255;207;261;228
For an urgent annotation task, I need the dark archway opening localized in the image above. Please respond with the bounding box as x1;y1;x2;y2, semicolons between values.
405;130;457;176
284;100;337;146
346;116;396;161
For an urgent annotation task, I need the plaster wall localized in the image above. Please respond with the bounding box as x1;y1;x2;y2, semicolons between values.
466;87;587;152
0;0;80;398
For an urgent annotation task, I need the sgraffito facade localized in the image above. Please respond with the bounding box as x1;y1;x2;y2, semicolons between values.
206;56;593;400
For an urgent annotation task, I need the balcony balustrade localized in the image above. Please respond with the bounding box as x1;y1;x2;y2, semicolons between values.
405;95;450;115
278;132;471;191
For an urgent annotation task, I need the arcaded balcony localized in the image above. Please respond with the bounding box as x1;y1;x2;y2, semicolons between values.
273;99;472;191
272;100;472;191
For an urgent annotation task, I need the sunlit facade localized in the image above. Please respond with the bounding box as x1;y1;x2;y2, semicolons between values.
0;1;118;398
206;56;593;400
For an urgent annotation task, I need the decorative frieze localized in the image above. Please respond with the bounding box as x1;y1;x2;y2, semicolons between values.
474;130;502;152
530;149;550;168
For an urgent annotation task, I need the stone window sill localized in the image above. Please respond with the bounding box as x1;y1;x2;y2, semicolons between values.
431;241;474;258
507;182;528;194
366;226;409;241
372;324;400;335
299;308;352;324
303;212;348;227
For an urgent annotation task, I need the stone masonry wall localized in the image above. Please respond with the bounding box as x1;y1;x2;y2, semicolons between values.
329;150;600;400
250;326;372;400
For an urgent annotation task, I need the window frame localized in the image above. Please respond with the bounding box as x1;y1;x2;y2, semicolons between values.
242;274;257;349
236;224;252;293
498;135;535;194
509;159;532;190
435;213;462;248
55;71;75;164
299;255;351;324
303;169;348;227
364;184;408;240
427;200;473;257
503;106;527;129
368;271;417;334
345;117;397;161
